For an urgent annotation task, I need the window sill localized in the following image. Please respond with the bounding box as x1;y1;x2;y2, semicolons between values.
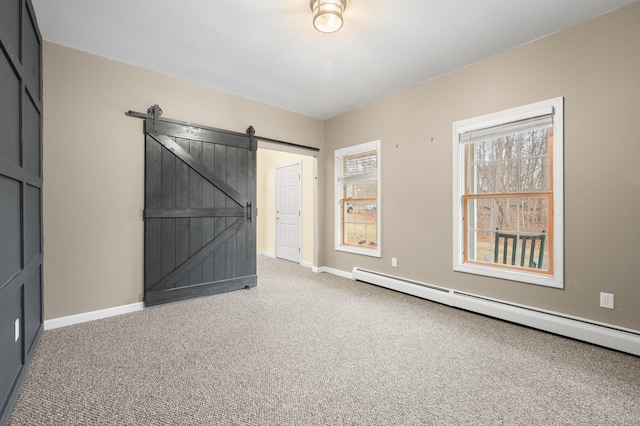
454;263;563;288
336;245;381;258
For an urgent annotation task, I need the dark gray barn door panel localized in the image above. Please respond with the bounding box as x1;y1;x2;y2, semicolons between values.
0;0;44;424
143;108;257;306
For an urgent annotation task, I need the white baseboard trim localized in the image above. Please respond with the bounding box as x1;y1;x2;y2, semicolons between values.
44;302;145;330
258;252;313;269
315;266;353;279
257;251;276;258
347;267;640;356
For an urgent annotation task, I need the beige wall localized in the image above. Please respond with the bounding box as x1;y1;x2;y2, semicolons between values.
42;42;324;320
43;3;640;331
256;148;315;265
323;3;640;330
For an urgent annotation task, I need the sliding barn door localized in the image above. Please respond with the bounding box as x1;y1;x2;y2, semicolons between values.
0;0;43;423
144;108;257;306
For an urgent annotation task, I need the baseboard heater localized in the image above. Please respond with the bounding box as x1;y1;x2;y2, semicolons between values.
351;267;640;357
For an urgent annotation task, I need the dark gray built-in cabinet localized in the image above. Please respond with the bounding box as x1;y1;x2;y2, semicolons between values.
0;1;43;424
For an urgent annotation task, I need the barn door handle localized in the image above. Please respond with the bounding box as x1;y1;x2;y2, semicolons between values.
247;201;252;222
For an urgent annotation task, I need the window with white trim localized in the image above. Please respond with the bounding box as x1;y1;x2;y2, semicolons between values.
453;98;563;288
335;140;381;257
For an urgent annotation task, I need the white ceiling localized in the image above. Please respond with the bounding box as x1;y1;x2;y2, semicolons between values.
32;0;637;120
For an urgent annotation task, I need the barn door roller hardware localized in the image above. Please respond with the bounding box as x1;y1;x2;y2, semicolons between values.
148;104;162;134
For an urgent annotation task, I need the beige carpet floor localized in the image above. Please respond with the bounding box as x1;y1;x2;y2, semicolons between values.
8;256;640;425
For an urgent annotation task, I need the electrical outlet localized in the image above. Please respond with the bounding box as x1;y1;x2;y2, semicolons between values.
600;292;614;309
391;258;398;267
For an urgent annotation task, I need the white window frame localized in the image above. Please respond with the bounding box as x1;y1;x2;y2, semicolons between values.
335;140;381;257
452;97;564;288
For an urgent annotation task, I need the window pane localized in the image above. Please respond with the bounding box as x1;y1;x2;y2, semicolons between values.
343;222;378;248
466;229;494;263
466;196;549;270
343;199;377;248
468;130;550;194
344;179;377;199
491;232;548;270
467;196;548;233
343;150;377;178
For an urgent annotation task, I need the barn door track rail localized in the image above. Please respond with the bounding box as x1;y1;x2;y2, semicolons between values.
126;104;320;153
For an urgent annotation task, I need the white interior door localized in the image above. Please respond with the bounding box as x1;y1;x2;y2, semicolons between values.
275;163;301;263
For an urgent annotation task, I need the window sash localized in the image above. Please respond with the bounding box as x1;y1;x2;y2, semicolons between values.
463;192;554;274
342;197;378;248
341;194;378;250
465;130;552;195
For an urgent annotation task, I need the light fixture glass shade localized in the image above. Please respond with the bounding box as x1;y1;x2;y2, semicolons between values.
310;0;346;33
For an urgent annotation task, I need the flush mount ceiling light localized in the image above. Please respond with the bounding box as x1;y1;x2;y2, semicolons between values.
310;0;347;33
